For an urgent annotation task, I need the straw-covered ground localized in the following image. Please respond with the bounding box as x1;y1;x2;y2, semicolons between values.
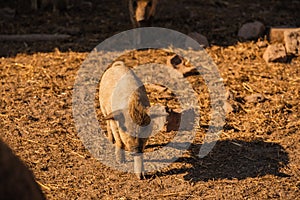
0;0;299;199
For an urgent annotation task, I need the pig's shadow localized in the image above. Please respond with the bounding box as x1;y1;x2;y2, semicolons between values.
147;139;289;181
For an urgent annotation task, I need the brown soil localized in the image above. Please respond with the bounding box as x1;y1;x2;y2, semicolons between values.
0;0;300;199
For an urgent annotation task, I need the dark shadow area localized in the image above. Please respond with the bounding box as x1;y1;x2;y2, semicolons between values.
0;138;45;199
154;139;289;182
0;0;299;57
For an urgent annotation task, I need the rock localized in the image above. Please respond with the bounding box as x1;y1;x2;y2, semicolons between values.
269;27;299;43
245;93;266;103
263;43;287;63
223;101;234;114
284;29;300;55
223;90;234;114
238;21;265;40
166;54;198;76
188;32;209;47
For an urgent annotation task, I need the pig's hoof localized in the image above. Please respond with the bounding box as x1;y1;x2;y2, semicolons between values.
135;172;145;180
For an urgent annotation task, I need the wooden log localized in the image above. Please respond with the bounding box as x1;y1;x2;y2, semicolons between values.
0;34;71;42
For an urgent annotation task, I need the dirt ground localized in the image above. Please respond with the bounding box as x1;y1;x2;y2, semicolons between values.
0;0;300;199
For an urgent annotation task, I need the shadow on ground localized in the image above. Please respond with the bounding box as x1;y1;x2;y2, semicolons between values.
153;139;289;181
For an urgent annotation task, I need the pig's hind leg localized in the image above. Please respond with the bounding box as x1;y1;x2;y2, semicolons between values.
106;121;115;144
109;120;125;163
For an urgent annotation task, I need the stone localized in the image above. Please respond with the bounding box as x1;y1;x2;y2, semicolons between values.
188;32;209;47
166;54;197;76
223;101;234;114
245;93;266;103
238;21;265;40
269;27;299;43
263;43;287;63
284;29;300;55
